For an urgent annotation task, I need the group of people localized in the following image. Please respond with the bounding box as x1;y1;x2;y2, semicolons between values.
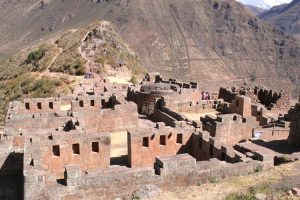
202;91;211;100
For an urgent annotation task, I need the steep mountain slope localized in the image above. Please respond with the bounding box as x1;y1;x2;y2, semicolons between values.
246;5;267;15
0;0;299;90
259;0;300;38
0;20;143;124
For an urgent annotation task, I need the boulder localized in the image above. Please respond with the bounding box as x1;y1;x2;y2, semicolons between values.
255;193;267;200
132;185;161;200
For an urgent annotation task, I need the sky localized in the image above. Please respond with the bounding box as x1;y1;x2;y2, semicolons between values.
236;0;293;9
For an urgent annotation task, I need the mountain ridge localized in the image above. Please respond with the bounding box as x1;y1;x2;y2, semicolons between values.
259;0;300;37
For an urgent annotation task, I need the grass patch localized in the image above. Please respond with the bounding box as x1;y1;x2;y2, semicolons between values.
50;30;87;75
0;43;61;80
0;73;72;125
254;164;263;173
226;180;299;200
209;176;219;183
130;74;139;84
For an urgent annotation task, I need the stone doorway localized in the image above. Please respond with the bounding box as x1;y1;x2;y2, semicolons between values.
110;131;129;166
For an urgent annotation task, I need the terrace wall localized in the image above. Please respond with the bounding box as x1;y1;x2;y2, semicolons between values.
24;154;265;200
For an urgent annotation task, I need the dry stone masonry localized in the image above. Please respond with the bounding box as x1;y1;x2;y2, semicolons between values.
0;73;299;200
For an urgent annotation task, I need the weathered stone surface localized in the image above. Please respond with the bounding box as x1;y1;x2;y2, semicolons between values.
132;185;161;200
255;193;267;200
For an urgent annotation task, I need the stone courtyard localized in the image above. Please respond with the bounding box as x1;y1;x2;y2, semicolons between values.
0;72;300;200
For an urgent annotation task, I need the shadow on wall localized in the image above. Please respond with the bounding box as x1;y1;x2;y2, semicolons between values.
252;139;300;154
0;152;24;200
177;135;194;155
110;155;129;167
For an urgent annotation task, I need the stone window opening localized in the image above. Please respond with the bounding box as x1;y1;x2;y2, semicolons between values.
53;145;60;157
176;134;183;144
79;100;84;107
236;99;239;107
160;135;166;146
142;137;149;147
30;159;34;166
30;138;32;144
92;142;99;153
37;102;42;110
49;102;54;109
72;143;80;155
90;100;95;107
25;102;30;110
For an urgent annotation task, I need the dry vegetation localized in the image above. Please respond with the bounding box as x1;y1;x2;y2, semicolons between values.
158;161;300;200
50;30;87;75
0;43;59;80
0;73;73;124
0;21;145;125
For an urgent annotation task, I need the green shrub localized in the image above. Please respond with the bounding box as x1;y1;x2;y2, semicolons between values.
25;48;45;64
131;195;140;200
209;176;219;183
254;164;263;173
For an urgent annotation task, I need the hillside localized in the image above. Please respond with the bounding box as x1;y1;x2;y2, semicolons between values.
259;0;300;38
0;20;143;124
0;0;299;93
245;5;267;15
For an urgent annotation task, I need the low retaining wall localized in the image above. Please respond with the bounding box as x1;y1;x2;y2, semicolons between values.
24;154;265;200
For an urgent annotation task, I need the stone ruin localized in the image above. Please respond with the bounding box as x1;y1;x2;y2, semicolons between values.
219;86;291;110
0;72;299;199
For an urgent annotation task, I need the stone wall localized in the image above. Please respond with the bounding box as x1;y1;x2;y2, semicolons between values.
24;131;111;180
127;78;201;115
192;131;238;162
75;102;139;133
230;95;252;117
152;109;177;127
287;101;300;145
71;95;102;111
163;98;223;113
128;123;194;167
8;98;61;115
23;154;265;200
201;114;257;146
218;86;290;110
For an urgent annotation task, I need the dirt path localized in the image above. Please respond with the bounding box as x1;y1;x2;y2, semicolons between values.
158;161;300;200
46;43;63;73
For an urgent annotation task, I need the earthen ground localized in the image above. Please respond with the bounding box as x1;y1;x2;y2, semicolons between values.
60;104;71;112
158;161;300;200
179;111;220;121
110;131;128;158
